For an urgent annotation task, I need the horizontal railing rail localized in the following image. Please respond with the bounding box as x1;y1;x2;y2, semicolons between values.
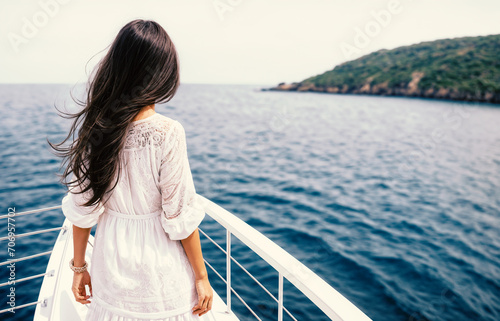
0;300;44;314
0;205;62;220
0;250;53;266
0;227;64;242
0;271;54;288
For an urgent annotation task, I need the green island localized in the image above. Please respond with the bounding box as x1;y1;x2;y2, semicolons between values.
266;34;500;104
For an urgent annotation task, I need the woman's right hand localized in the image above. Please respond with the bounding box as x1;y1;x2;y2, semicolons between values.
72;270;92;305
192;276;213;316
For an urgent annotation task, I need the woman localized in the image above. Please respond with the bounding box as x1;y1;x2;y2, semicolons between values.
48;19;213;320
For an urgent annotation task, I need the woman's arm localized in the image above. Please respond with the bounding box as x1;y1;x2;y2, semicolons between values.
73;225;91;267
180;228;207;279
71;225;92;305
181;228;213;316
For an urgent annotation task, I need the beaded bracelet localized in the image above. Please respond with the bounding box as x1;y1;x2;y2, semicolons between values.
69;258;88;273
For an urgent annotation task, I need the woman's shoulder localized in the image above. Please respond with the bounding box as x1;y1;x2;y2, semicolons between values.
154;113;184;134
153;114;188;149
153;115;187;160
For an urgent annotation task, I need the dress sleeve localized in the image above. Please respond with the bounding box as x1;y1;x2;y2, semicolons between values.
61;171;105;228
159;120;205;241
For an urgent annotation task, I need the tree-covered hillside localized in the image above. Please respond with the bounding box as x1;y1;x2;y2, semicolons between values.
268;34;500;103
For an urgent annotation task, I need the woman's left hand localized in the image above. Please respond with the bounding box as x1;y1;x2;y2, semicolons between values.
192;276;213;316
72;270;92;304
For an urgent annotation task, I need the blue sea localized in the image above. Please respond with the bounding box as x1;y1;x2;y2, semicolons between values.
0;84;499;321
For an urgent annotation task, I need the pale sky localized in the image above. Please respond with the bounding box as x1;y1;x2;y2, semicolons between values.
1;0;499;85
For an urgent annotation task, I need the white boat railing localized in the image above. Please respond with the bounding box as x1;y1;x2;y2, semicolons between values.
197;195;371;321
0;195;372;320
0;206;64;314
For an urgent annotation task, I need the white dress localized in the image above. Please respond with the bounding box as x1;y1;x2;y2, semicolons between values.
61;113;208;321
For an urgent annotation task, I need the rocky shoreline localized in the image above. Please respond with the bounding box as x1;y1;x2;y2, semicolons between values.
263;81;500;104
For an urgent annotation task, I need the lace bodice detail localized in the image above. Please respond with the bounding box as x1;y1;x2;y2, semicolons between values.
123;113;172;150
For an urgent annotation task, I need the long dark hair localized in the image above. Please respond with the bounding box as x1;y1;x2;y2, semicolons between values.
48;19;180;207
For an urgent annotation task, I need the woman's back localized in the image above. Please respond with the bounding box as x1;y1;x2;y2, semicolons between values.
106;112;175;216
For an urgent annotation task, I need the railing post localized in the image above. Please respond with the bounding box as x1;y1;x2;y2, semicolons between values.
278;272;283;321
226;230;231;313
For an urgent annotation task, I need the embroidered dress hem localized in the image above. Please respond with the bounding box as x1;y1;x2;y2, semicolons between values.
86;294;203;320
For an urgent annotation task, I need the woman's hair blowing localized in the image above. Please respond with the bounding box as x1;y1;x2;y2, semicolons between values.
48;19;180;207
